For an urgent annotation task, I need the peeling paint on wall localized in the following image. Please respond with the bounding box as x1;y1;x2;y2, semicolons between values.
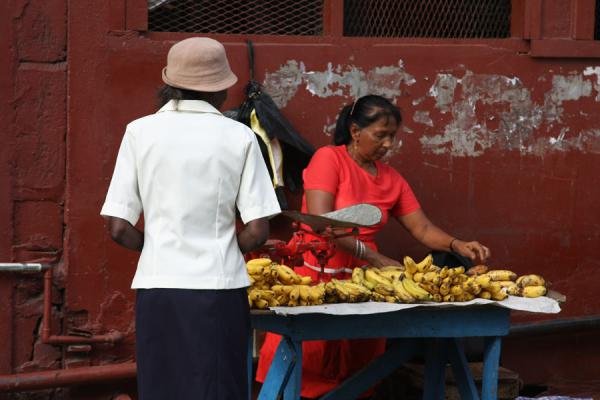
264;62;600;157
413;110;433;127
263;60;415;108
583;66;600;101
421;70;596;157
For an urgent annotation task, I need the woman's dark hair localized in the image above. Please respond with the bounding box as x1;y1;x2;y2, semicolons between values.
157;84;214;107
333;95;402;145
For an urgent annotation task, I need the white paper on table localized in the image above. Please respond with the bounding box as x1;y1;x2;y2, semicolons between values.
269;296;561;316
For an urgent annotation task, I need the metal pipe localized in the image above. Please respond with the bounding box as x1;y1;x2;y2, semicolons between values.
0;263;51;272
41;268;124;345
0;362;136;393
509;315;600;336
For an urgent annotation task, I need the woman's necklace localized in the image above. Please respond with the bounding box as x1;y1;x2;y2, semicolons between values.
347;145;377;175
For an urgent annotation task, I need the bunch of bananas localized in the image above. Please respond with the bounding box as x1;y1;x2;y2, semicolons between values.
404;256;549;301
246;255;549;310
246;258;325;309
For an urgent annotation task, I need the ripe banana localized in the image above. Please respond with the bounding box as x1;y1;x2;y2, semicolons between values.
247;258;272;267
412;272;424;283
299;276;312;285
253;299;269;309
423;271;442;286
478;290;492;300
365;269;393;287
352;268;365;285
403;256;418;275
450;285;463;296
371;292;386;302
379;269;405;282
466;264;489;276
522;285;546;298
491;290;508;301
475;275;492;288
487;270;517;281
516;274;546;288
299;285;311;301
247;264;264;275
393;282;416;303
415;254;433;273
401;278;432;301
374;282;396;297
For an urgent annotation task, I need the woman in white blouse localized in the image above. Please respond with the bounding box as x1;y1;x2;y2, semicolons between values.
101;37;280;400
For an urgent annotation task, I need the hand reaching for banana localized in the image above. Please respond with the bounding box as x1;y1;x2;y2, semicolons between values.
452;240;490;264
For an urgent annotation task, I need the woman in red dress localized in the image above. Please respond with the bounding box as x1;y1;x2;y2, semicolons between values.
256;95;490;398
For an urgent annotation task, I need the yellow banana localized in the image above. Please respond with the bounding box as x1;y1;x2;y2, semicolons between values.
352;268;365;285
487;270;517;281
419;282;439;295
379;269;405;282
450;285;463;296
385;296;400;303
517;274;546;288
403;256;419;275
374;282;396;297
365;269;393;286
248;289;262;302
522;286;547;298
299;276;312;285
299;285;311;301
289;286;300;301
393;282;416;303
491;290;508;301
443;294;455;302
439;282;451;296
253;299;269;309
268;298;280;307
506;285;522;296
247;258;272;267
401;278;432;301
416;254;433;273
478;290;492;300
475;275;491;288
247;264;264;275
423;271;442;285
371;292;386;302
412;272;424;283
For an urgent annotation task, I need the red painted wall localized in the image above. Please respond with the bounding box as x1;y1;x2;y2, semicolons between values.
2;0;600;396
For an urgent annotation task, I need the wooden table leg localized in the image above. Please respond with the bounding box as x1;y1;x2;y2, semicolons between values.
283;338;303;400
259;337;298;400
447;338;480;400
423;338;448;400
481;336;502;400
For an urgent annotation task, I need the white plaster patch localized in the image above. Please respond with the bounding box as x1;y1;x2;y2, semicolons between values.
413;110;434;127
583;66;600;101
263;60;415;108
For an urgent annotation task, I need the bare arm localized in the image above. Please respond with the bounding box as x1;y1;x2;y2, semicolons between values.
105;216;144;252
305;190;402;267
397;209;490;263
237;217;269;254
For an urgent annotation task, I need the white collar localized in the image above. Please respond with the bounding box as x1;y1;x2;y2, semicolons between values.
157;100;222;115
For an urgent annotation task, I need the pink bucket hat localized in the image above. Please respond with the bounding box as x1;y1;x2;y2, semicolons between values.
162;37;238;92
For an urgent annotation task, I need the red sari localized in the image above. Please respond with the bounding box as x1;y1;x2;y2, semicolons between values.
256;145;420;398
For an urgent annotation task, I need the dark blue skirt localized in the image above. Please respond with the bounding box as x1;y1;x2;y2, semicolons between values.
136;288;249;400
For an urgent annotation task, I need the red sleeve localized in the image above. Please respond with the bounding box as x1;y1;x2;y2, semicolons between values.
391;174;421;217
302;146;340;195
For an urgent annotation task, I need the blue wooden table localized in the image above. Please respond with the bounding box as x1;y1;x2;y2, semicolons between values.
250;305;510;400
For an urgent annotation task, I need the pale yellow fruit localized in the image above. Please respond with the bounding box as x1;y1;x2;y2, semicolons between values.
517;274;546;288
522;285;547;298
487;270;517;281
